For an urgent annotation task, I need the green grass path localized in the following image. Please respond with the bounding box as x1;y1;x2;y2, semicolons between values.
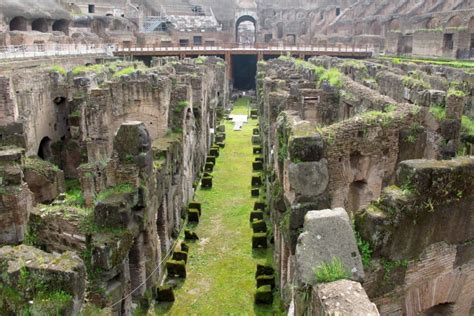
155;98;279;315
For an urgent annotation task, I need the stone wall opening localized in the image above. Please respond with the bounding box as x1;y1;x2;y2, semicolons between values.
422;303;454;315
444;33;454;50
235;15;256;44
9;17;28;31
37;136;52;160
232;54;257;90
447;15;462;28
347;180;368;215
32;18;49;33
52;19;69;35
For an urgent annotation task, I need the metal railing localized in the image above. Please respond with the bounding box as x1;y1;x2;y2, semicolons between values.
0;44;114;60
0;42;373;60
115;43;373;53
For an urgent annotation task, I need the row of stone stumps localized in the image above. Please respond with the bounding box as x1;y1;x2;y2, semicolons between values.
250;121;276;305
155;127;226;304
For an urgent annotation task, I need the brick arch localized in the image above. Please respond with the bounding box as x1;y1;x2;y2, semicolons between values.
369;20;382;35
425;16;441;29
446;15;462;28
354;22;364;35
388;18;401;31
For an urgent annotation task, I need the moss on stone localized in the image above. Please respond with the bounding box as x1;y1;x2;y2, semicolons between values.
255;285;273;304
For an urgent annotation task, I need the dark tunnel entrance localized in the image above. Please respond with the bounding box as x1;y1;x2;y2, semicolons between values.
232;55;257;90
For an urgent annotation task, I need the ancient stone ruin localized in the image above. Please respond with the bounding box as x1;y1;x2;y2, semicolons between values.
0;1;473;315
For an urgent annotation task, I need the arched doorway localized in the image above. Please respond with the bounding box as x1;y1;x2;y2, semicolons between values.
9;17;28;31
235;15;256;45
52;19;69;35
38;137;52;160
32;18;49;32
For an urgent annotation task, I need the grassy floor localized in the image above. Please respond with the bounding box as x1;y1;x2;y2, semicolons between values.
155;97;281;315
378;56;474;69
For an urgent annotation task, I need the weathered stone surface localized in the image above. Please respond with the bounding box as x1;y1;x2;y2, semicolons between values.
24;157;65;203
284;159;329;204
295;208;364;285
310;280;379;316
0;245;86;315
113;121;151;164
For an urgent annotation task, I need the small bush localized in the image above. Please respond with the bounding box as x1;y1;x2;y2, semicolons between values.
447;88;467;98
429;105;446;121
314;257;350;283
72;64;104;76
95;183;135;202
461;115;474;137
355;231;372;268
50;65;67;76
195;56;208;64
113;66;136;78
318;68;344;88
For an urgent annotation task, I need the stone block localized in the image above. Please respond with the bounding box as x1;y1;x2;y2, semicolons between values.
253;161;263;171
166;260;186;278
252;135;261;145
215;133;226;143
255;157;264;163
180;242;189;252
252;232;268;249
285;160;328;204
255;285;273;304
250;211;264;222
0;245;85;315
24;157;65;204
295;208;364;286
253;128;260;135
288;134;324;162
206;156;216;165
188;208;200;223
184;229;199;240
251;188;260;197
210;147;219;158
156;285;175;302
172;250;188;264
205;162;214;172
252;219;267;233
201;176;213;189
217;142;225;148
310;280;379;316
251;175;263;187
188;202;202;215
254;201;266;211
257;274;275;289
256;264;275;278
253;146;263;154
113;122;151;163
216;125;226;133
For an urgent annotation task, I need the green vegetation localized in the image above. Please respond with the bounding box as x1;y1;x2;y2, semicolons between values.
95;183;135;202
461;115;474;138
278;54;294;62
31;290;72;315
174;100;189;113
402;75;431;90
415;27;443;33
355;231;373;268
112;66;136;78
195;56;208;64
447;88;467;98
25;157;60;176
72;64;105;75
341;59;368;72
314;257;350;283
429;105;446;121
49;65;67;76
379;56;474;69
65;179;85;206
405;122;424;143
359;111;394;127
381;258;409;281
155;97;281;314
294;59;325;77
318;68;344;88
